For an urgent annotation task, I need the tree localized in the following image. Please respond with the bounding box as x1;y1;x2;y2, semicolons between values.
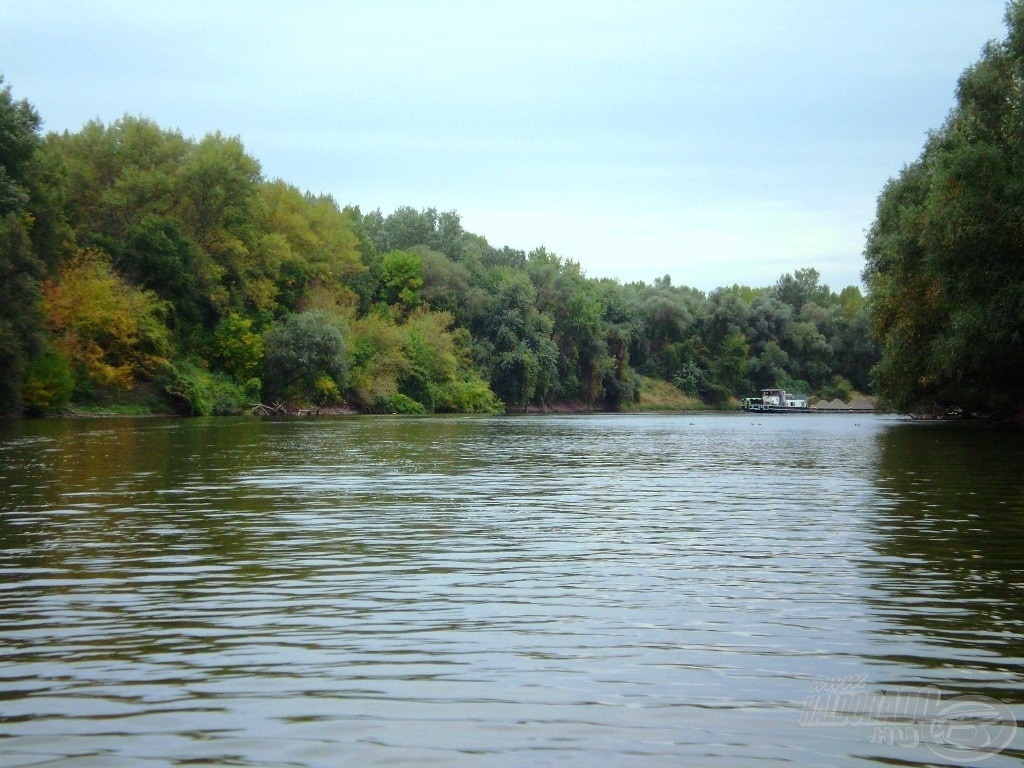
712;331;749;397
0;75;42;215
771;268;833;314
121;214;210;342
479;268;558;408
0;214;44;413
747;340;789;390
0;77;44;413
416;245;488;325
0;73;884;416
346;311;411;407
20;346;74;414
42;249;172;393
45;117;191;246
379;250;423;311
212;312;263;381
262;310;347;404
256;182;363;313
864;1;1024;414
525;249;609;403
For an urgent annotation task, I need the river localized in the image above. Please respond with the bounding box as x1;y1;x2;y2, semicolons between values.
0;414;1021;766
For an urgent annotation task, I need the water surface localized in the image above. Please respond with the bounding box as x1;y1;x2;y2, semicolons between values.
0;414;1021;766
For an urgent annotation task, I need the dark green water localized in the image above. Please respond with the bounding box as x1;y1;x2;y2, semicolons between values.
0;414;1021;766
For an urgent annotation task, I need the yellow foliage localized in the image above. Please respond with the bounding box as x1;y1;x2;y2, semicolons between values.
42;249;171;391
297;281;359;319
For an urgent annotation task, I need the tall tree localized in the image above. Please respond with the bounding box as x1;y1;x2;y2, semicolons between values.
864;1;1024;414
0;76;44;413
479;268;558;408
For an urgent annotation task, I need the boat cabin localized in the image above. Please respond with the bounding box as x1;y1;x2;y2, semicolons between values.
742;388;808;412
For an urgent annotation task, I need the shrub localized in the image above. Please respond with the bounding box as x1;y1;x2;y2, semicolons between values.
20;347;74;415
433;379;503;413
163;362;249;416
372;393;427;414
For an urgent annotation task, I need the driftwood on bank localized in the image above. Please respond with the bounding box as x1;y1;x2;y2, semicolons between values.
249;401;288;417
249;402;360;417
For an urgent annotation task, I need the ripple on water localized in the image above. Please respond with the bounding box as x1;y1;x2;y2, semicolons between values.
0;414;1021;767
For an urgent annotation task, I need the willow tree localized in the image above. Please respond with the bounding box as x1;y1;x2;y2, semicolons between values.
864;1;1024;415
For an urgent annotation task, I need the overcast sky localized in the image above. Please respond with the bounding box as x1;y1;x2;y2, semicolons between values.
1;1;1011;291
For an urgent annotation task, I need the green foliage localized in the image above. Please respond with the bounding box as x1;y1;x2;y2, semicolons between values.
257;182;363;312
163;362;212;416
0;76;42;216
379;249;424;311
0;78;44;415
0;73;880;417
433;378;504;413
45;117;191;245
0;213;44;414
864;2;1024;413
346;308;501;413
479;268;559;408
372;392;427;414
20;346;74;414
837;285;865;318
712;332;749;396
213;312;264;380
819;375;854;402
360;206;470;263
163;361;249;416
346;311;409;406
417;245;488;325
263;310;347;404
771;268;833;313
121;214;209;341
746;340;788;390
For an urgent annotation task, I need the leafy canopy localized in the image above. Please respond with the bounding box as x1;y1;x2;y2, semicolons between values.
864;0;1024;414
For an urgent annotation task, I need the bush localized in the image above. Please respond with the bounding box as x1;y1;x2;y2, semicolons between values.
372;393;427;414
163;362;249;416
20;347;74;415
819;375;853;402
433;378;503;413
399;366;434;412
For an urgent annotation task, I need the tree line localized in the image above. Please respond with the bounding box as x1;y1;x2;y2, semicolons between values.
0;78;877;417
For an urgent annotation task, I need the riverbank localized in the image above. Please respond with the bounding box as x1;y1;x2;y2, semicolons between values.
18;374;724;419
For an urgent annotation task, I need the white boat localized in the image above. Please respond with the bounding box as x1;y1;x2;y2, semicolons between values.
742;388;809;413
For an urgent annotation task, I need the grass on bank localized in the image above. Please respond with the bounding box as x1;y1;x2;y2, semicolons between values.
623;376;716;412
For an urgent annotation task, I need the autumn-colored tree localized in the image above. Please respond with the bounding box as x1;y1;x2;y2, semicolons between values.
42;249;171;392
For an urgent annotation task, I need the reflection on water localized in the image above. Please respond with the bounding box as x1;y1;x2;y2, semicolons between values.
0;414;1020;767
864;423;1024;696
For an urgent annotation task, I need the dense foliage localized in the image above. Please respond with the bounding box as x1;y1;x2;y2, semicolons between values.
865;1;1024;416
0;78;876;416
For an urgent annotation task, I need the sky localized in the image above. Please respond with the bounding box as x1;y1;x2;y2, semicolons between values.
0;1;1012;292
